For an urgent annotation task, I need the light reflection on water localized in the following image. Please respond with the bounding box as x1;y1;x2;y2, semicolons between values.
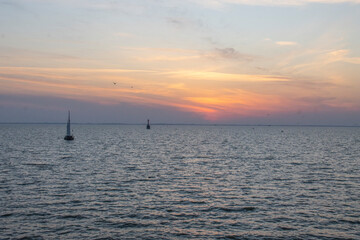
0;124;359;239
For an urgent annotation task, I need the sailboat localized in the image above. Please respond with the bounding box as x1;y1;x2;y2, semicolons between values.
146;119;151;130
64;111;74;140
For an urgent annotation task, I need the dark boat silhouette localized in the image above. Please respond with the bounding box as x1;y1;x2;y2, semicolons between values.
64;111;74;140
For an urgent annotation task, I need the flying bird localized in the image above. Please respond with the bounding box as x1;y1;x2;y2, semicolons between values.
113;82;117;85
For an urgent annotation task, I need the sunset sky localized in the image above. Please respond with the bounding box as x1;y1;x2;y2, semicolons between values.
1;0;359;125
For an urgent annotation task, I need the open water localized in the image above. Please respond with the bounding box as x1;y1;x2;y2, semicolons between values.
0;124;359;239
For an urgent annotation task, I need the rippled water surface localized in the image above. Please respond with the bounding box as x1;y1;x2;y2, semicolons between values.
1;124;359;239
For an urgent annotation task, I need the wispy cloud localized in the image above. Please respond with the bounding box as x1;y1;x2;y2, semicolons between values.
32;0;360;10
189;0;360;7
125;46;256;63
167;17;203;29
164;70;290;82
276;41;298;46
136;55;203;62
325;49;360;64
0;47;79;61
127;47;203;62
0;0;24;9
278;48;360;75
211;48;255;61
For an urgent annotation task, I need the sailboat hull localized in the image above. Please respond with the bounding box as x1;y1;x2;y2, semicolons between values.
64;135;74;140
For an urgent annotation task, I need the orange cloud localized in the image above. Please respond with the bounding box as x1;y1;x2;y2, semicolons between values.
164;70;290;82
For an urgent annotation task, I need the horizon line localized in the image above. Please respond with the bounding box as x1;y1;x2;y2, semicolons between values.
0;122;359;127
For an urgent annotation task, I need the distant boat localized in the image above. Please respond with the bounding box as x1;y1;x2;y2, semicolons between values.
64;111;74;140
146;119;150;130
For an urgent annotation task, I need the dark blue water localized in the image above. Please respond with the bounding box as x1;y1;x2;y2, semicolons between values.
0;124;359;239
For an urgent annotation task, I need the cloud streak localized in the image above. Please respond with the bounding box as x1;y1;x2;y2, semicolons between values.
164;70;290;82
212;48;255;61
190;0;360;7
276;41;298;46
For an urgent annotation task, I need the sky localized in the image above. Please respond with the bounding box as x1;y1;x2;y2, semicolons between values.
0;0;359;125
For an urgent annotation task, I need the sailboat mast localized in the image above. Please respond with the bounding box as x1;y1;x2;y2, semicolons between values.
67;111;71;136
